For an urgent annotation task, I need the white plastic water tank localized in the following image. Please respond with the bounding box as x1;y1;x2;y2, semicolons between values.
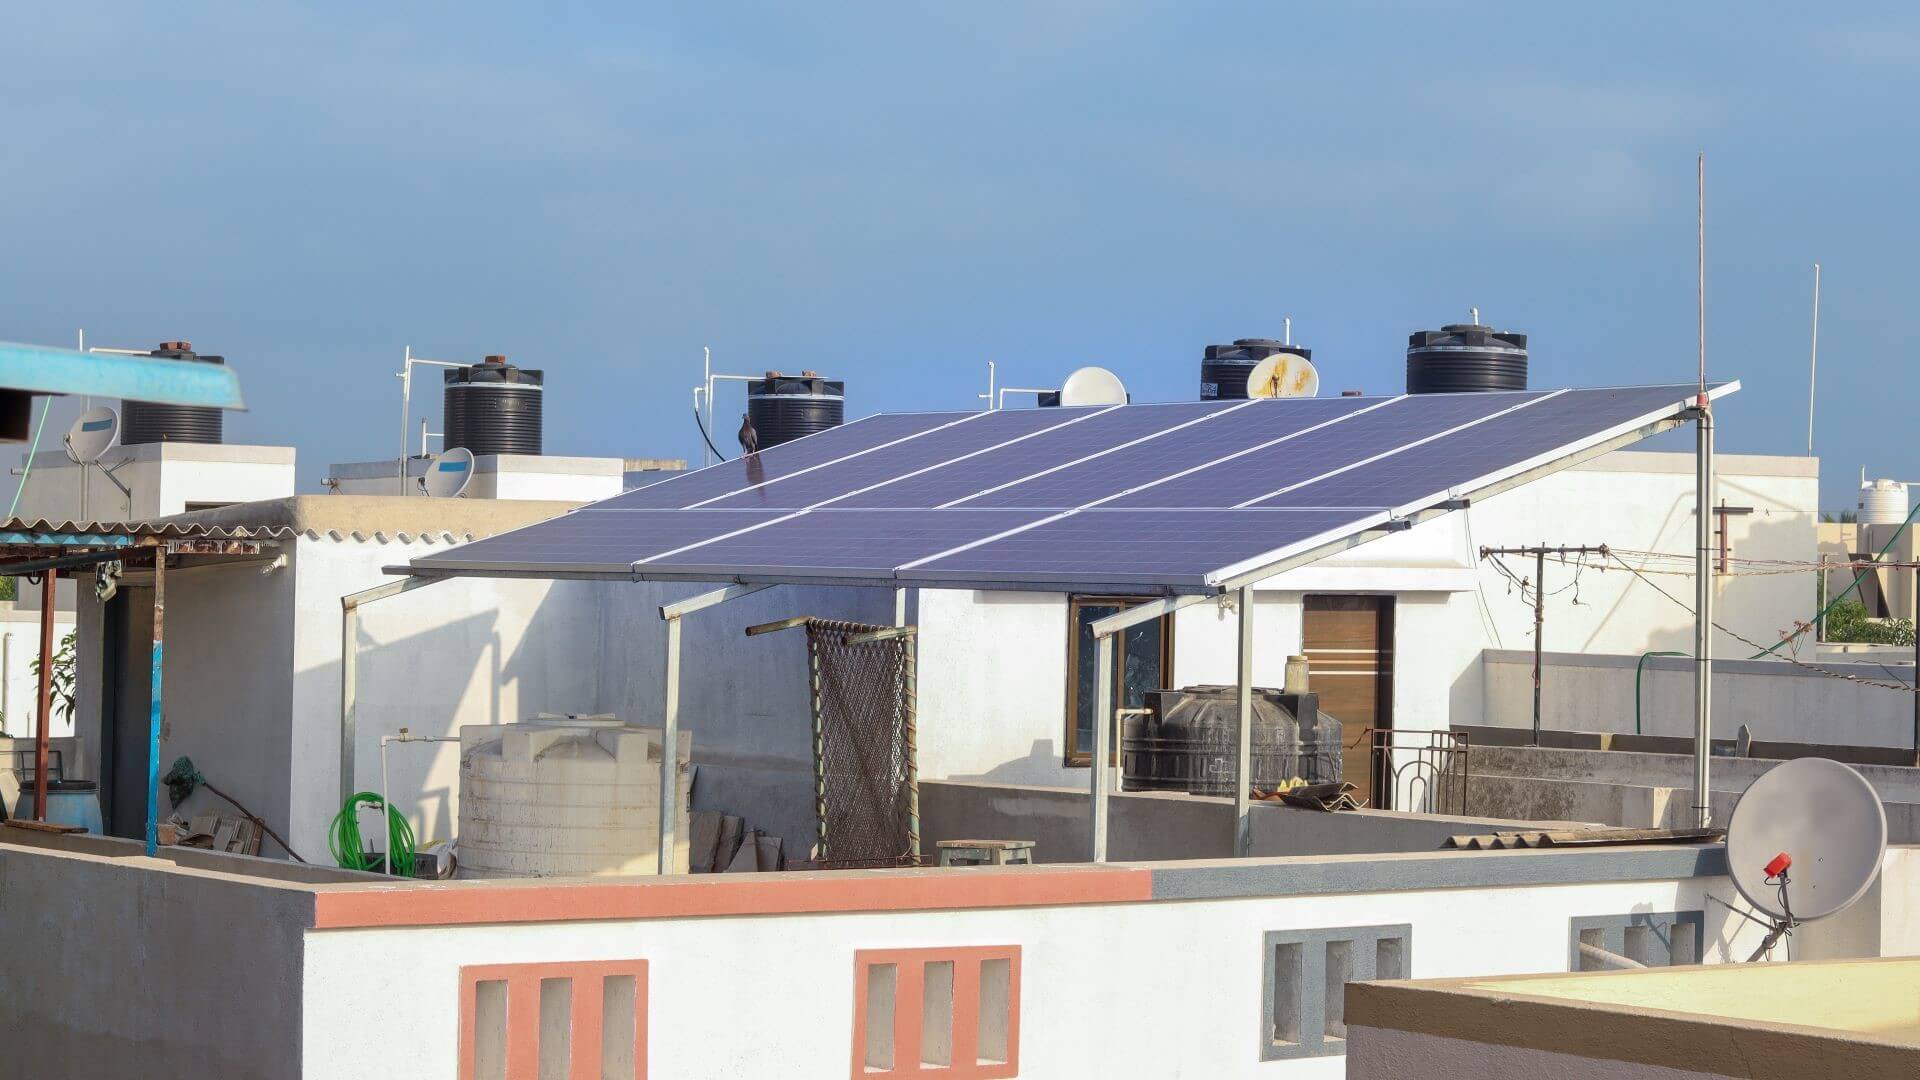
1859;478;1909;526
458;714;691;878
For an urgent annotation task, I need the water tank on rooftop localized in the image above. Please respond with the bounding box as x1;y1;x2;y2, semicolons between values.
444;355;544;456
748;371;844;448
1859;478;1909;526
1406;323;1528;393
457;715;690;878
1201;339;1312;401
120;342;225;445
1122;686;1340;796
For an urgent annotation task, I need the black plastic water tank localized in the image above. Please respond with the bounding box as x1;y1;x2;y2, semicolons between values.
444;356;544;456
1406;323;1528;393
120;342;225;445
1200;338;1312;400
747;372;844;448
1122;686;1338;795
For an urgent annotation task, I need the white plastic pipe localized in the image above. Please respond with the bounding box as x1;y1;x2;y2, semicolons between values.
378;728;459;875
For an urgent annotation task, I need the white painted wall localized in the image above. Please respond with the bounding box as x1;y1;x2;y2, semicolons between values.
300;874;1774;1080
13;443;296;522
326;454;624;502
0;605;78;740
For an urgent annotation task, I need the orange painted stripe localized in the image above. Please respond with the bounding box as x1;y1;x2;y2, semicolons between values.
312;865;1153;930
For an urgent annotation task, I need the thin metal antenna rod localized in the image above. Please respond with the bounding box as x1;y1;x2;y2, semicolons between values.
1697;154;1706;397
1808;262;1821;457
1284;317;1291;346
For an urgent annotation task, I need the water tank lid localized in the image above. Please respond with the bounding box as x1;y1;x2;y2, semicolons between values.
749;374;845;398
148;342;226;365
446;361;544;386
1407;324;1528;353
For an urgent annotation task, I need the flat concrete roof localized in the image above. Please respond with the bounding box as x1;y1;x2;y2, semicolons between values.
1352;957;1920;1074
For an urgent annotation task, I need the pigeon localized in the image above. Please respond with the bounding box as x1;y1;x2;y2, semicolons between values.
737;412;760;457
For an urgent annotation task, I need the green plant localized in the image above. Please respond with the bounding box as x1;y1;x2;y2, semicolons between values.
1822;598;1916;646
26;628;78;727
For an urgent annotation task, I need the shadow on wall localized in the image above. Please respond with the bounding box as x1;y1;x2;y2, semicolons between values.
953;739;1069;788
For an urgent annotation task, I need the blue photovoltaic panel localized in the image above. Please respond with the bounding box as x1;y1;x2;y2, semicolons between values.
1254;385;1699;509
693;406;1103;510
904;508;1379;588
1099;391;1544;509
958;396;1385;510
604;411;974;509
831;400;1246;509
409;384;1721;592
637;509;1052;577
413;509;789;573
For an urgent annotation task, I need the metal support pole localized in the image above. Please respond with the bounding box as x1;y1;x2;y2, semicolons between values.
146;556;164;855
894;587;907;628
1533;547;1545;746
399;346;412;495
340;575;447;807
1090;633;1113;862
33;569;56;821
659;615;682;875
1234;584;1254;856
1693;406;1715;828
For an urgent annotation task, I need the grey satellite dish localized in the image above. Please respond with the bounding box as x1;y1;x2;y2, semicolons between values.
420;446;475;498
1725;757;1886;957
63;406;120;465
1246;351;1320;398
1057;366;1128;407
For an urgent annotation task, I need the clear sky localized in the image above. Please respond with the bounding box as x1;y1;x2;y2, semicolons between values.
4;4;1915;511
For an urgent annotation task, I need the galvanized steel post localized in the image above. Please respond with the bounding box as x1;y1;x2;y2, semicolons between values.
1090;633;1113;862
1693;403;1714;828
659;614;682;875
1235;584;1254;856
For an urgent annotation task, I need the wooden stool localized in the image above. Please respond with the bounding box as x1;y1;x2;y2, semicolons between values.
936;839;1035;867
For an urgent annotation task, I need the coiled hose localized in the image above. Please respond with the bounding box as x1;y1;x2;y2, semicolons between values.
328;791;416;876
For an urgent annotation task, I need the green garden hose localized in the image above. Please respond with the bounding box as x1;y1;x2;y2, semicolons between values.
328;791;416;876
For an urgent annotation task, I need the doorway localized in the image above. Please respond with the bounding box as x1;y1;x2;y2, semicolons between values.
101;588;154;839
1303;595;1394;808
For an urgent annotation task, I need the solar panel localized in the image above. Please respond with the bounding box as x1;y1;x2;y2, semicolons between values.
410;383;1730;592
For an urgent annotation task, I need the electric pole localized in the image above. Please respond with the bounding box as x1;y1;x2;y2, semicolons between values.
1479;544;1611;745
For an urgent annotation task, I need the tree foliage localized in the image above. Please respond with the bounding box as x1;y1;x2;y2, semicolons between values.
1824;598;1916;646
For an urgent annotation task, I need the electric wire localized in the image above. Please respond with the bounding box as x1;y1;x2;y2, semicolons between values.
6;394;54;519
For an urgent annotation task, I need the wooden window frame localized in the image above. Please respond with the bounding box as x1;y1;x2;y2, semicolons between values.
1063;595;1175;768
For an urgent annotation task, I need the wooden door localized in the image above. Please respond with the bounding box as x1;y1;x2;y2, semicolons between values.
1303;596;1394;808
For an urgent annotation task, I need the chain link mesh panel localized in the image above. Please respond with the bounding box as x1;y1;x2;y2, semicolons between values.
805;619;919;869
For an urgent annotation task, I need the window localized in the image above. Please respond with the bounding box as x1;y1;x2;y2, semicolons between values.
1065;596;1173;766
1569;911;1703;970
1261;925;1410;1061
853;946;1020;1078
460;959;647;1080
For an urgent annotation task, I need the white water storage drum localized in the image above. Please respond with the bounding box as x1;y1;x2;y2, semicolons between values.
458;715;691;878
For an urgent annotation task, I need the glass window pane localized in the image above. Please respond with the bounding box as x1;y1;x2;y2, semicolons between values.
1122;617;1165;709
1074;604;1122;756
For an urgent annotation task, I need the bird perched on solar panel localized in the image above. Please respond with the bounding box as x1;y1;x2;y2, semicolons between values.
737;412;760;456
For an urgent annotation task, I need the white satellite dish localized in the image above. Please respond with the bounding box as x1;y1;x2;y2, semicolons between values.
1246;351;1320;398
1725;757;1886;958
1057;366;1128;407
64;406;121;465
420;446;475;498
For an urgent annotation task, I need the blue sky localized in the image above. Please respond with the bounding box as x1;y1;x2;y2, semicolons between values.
3;4;1916;510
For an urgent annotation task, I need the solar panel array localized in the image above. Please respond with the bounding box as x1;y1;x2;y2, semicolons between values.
411;383;1727;592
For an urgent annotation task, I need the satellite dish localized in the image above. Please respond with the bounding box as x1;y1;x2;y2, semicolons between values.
64;406;120;465
420;446;475;498
1726;757;1886;927
1057;366;1129;407
1246;352;1320;398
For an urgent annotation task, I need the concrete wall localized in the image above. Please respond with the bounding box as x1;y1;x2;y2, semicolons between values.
1465;744;1920;843
0;841;309;1080
1483;649;1920;750
14;442;296;522
302;857;1776;1079
920;778;1551;863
